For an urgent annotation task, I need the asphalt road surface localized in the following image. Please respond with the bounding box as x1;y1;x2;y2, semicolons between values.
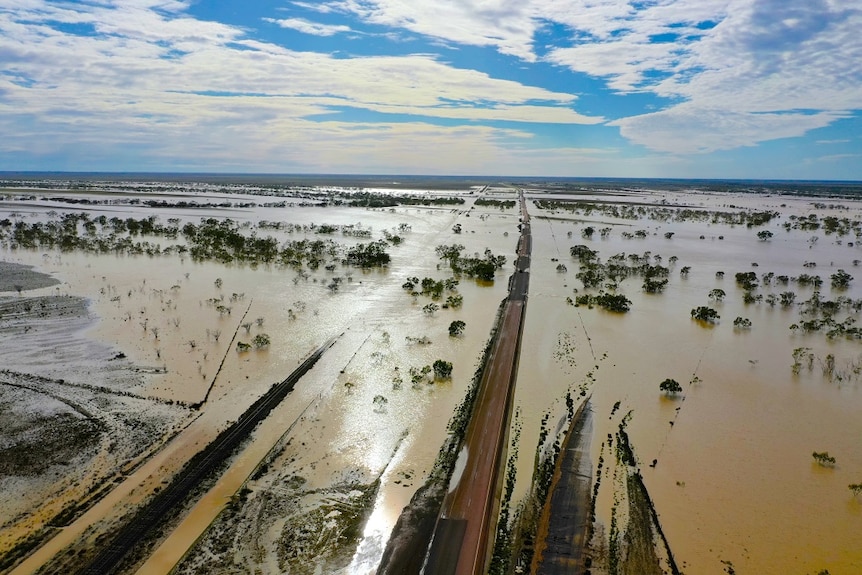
425;190;531;575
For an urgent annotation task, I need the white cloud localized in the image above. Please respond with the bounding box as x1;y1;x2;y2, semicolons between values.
320;0;541;60
811;153;861;163
264;17;352;37
0;2;600;119
290;1;337;15
0;0;605;173
312;0;861;154
610;105;845;154
2;0;859;169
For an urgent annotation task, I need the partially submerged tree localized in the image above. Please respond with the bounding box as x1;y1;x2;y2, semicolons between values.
252;333;271;349
779;291;797;307
659;378;683;395
345;240;391;268
594;293;631;312
432;359;453;380
373;394;388;413
709;288;726;301
735;271;759;291
448;320;466;336
575;292;632;312
791;347;814;374
812;451;836;467
691;306;720;323
444;294;463;308
831;269;853;290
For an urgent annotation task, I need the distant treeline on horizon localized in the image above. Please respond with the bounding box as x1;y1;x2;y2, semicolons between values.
1;172;861;197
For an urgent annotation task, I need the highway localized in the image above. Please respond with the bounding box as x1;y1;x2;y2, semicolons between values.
425;190;531;575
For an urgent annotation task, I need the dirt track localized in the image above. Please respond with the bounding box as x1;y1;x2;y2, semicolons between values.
532;401;594;574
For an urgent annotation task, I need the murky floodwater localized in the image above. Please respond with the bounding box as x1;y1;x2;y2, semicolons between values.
1;192;519;573
3;186;861;574
512;190;862;574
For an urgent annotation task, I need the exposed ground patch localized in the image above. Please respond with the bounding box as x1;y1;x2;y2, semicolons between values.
0;261;60;292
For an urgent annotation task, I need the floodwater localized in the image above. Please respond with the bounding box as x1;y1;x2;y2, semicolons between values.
513;190;862;574
2;185;861;574
0;191;516;573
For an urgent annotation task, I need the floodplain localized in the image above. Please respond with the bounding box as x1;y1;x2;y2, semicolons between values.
1;176;861;575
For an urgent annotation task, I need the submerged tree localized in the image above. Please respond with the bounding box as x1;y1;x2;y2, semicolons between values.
659;378;683;395
448;320;466;336
691;306;720;323
709;288;727;301
831;269;853;290
432;359;453;380
252;333;271;349
812;451;836;467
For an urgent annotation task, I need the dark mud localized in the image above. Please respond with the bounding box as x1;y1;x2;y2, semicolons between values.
0;261;60;293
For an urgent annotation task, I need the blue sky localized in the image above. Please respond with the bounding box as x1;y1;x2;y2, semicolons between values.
1;0;860;179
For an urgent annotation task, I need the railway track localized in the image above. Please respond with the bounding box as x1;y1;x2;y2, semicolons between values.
81;336;339;575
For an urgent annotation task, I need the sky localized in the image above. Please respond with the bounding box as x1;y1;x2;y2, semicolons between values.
1;0;860;179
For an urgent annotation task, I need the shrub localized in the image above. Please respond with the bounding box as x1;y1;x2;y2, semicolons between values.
691;306;720;323
252;333;271;349
432;359;453;380
448;320;466;336
659;378;682;395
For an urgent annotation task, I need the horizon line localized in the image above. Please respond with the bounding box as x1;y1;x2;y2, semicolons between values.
1;171;861;185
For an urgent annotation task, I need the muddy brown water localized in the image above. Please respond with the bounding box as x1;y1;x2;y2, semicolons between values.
1;196;516;574
2;188;861;574
514;192;862;574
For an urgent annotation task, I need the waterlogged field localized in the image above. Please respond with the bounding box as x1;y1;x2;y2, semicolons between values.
0;180;515;574
514;187;862;575
0;178;860;574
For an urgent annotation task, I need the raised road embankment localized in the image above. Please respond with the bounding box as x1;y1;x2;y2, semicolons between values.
81;337;338;575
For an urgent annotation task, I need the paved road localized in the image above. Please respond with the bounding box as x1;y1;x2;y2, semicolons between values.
426;189;531;575
80;337;338;575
